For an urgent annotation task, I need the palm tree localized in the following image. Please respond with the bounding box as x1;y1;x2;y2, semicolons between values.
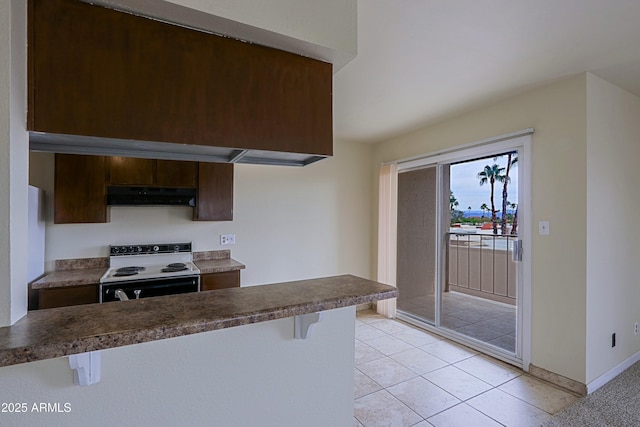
449;191;459;213
478;164;506;235
499;153;518;235
508;202;517;230
480;203;489;218
510;204;519;235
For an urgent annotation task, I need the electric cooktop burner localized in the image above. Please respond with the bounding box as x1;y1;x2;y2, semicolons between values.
162;262;188;273
113;271;139;277
111;266;147;277
167;263;186;269
116;266;146;273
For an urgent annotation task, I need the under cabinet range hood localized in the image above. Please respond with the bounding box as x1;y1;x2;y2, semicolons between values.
29;133;329;167
107;186;196;206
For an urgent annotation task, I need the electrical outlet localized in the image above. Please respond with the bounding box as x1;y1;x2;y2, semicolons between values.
635;322;638;336
220;234;236;245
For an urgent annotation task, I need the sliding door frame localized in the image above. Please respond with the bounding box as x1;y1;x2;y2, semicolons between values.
394;130;532;370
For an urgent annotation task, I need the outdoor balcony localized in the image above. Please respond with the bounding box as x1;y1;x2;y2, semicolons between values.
396;231;517;353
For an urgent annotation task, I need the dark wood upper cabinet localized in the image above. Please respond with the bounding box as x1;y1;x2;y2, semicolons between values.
107;157;197;188
156;160;197;188
28;0;333;158
195;163;234;221
54;154;108;224
54;155;232;223
108;157;155;186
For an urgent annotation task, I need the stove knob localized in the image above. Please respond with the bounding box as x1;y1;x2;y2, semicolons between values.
128;246;134;253
113;247;119;254
120;246;128;253
136;246;143;253
173;245;180;252
153;245;159;252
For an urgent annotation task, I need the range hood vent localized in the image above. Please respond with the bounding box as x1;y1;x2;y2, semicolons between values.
29;132;328;167
107;186;196;206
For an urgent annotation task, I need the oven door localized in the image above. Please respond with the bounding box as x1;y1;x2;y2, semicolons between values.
100;275;199;303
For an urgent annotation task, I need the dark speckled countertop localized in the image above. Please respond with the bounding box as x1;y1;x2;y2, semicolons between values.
31;268;107;289
195;258;245;274
1;275;396;367
31;257;108;290
31;250;245;289
193;250;245;273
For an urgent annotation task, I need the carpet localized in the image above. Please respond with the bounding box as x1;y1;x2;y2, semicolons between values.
543;361;640;427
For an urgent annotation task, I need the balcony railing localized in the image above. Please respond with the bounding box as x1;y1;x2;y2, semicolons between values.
446;231;517;305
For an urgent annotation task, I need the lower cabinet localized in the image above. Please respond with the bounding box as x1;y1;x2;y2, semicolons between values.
32;271;240;309
200;271;240;291
37;285;100;309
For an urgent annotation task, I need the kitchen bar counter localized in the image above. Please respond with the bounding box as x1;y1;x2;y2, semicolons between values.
0;275;396;367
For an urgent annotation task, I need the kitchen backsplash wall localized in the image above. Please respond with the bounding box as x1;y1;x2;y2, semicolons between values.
28;140;373;286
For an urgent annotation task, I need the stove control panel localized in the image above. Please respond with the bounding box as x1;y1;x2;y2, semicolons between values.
110;242;192;256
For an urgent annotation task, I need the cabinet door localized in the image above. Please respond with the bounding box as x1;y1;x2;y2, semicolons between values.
108;157;154;185
156;160;197;188
200;271;240;291
55;154;108;223
38;285;99;309
194;163;234;221
29;0;332;157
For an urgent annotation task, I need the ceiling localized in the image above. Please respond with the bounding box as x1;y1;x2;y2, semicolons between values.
333;0;640;143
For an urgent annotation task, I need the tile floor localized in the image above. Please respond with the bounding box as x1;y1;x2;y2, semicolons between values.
397;291;516;352
353;310;577;427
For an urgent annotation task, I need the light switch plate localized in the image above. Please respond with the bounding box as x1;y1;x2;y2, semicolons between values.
538;221;550;235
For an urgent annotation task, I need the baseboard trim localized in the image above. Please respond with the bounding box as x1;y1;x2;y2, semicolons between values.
586;351;640;394
529;364;586;396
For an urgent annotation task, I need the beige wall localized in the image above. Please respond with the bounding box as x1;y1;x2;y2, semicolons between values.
30;139;373;286
372;75;589;383
586;74;640;383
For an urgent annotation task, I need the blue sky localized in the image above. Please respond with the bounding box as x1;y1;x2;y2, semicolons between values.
450;154;518;212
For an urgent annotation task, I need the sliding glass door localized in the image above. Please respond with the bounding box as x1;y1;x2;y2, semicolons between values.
394;136;528;363
442;155;519;354
396;166;438;324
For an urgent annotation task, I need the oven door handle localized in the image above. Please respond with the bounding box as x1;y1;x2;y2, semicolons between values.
114;289;129;301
